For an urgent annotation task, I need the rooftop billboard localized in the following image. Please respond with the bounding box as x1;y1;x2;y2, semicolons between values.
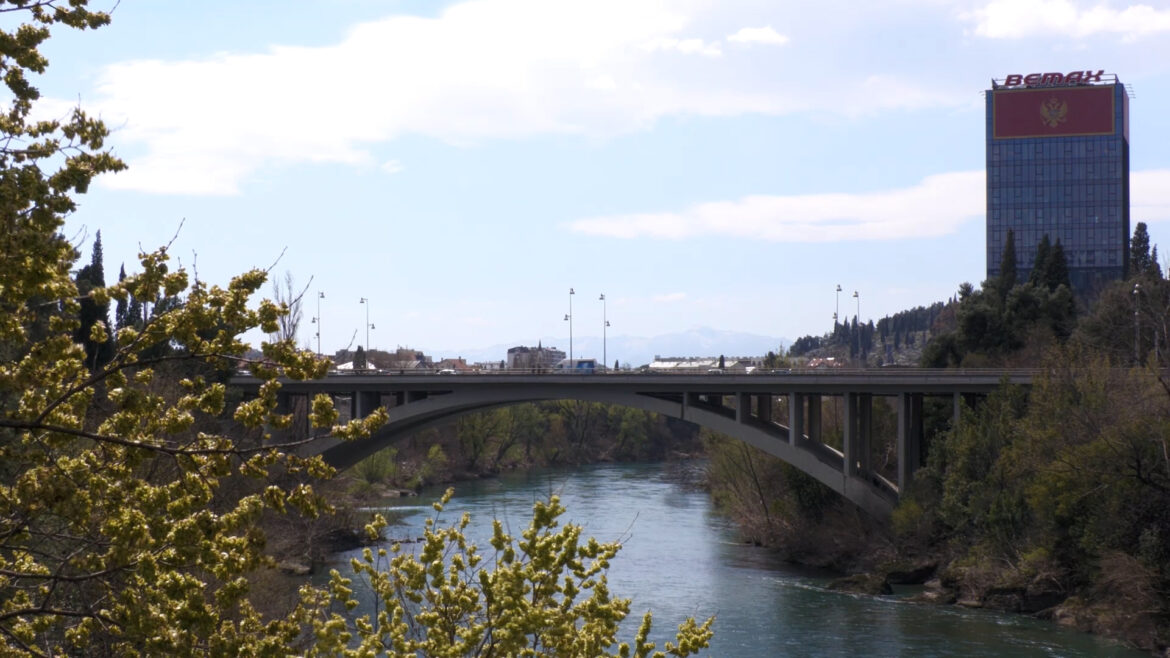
992;85;1115;139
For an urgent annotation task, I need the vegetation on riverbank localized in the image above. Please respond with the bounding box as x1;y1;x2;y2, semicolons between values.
344;401;704;498
707;229;1170;653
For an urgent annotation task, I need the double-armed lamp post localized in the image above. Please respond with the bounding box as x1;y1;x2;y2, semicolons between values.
311;290;325;356
359;297;375;350
599;293;609;370
564;287;575;365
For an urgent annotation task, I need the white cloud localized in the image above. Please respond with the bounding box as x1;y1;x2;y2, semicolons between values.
641;37;723;56
568;168;1170;242
567;171;986;242
963;0;1170;39
78;0;971;196
1132;169;1170;223
381;160;404;175
727;26;789;45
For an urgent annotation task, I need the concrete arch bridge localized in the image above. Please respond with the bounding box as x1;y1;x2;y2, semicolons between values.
231;370;1033;520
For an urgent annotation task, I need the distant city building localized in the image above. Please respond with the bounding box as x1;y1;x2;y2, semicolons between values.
506;342;566;371
368;347;433;371
986;70;1130;294
434;357;470;372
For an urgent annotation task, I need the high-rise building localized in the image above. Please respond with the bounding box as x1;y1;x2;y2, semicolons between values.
986;70;1130;293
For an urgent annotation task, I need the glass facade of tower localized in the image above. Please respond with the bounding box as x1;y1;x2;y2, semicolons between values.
986;79;1129;293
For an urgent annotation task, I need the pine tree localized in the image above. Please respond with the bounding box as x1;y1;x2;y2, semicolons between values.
1131;222;1152;278
115;263;128;329
1046;239;1071;291
1148;245;1164;280
73;232;114;369
998;229;1018;297
1030;234;1052;287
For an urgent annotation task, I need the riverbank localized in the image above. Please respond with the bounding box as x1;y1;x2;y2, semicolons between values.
704;428;1169;656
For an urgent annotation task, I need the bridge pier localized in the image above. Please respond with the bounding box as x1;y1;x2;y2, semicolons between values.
787;393;804;446
897;392;924;491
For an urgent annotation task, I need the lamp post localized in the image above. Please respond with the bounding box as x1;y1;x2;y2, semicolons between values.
566;288;575;365
359;297;372;350
835;284;842;328
1134;283;1141;365
599;293;608;371
853;290;860;365
311;291;325;356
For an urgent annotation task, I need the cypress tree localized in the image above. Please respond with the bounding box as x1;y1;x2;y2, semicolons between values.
1148;245;1163;279
73;232;114;369
115;263;128;329
1046;239;1070;291
1030;234;1052;287
1130;222;1152;277
999;229;1018;297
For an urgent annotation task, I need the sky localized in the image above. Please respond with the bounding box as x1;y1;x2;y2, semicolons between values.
34;0;1170;359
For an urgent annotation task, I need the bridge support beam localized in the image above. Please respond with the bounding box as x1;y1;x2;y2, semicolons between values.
353;391;381;419
787;393;804;446
859;393;872;477
807;394;821;445
898;392;924;491
756;394;771;424
843;392;856;476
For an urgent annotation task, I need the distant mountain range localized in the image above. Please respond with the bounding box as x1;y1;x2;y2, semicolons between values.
425;327;790;368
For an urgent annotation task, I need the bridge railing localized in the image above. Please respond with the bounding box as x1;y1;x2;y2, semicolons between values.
285;367;1042;377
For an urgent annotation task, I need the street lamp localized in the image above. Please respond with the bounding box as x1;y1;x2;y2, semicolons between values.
853;290;860;365
835;284;842;328
359;297;373;350
311;291;325;356
599;293;608;371
1134;283;1141;365
566;287;575;365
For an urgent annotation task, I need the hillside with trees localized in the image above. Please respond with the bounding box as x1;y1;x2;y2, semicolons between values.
706;223;1170;653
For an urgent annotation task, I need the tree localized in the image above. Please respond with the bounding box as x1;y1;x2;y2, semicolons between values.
114;263;128;328
0;4;713;654
1131;222;1152;278
1045;239;1070;291
73;232;115;369
310;490;714;656
270;270;308;343
998;229;1018;298
718;354;725;369
1149;245;1164;280
1030;234;1052;288
353;344;367;369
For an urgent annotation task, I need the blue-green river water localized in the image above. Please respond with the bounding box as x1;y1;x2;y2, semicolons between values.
326;462;1144;657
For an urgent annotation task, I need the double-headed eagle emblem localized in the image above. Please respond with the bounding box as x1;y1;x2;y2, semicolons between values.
1040;97;1068;128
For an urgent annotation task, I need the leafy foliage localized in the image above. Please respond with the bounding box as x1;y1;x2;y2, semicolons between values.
0;4;711;655
307;490;714;657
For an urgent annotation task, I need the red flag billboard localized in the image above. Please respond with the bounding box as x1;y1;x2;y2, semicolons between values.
992;86;1115;139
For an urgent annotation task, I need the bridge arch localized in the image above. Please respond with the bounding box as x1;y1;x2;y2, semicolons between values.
240;370;1031;523
296;386;897;520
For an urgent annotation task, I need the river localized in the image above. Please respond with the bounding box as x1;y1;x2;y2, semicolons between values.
325;462;1143;657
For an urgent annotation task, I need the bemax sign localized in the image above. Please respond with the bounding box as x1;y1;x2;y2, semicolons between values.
1002;70;1105;87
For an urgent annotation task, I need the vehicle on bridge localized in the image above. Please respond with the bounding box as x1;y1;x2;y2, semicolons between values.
555;358;598;373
